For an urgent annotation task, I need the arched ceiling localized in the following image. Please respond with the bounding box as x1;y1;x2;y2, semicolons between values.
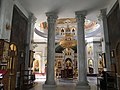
19;0;115;41
19;0;113;23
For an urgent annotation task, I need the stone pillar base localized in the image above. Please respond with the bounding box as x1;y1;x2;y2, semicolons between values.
43;84;56;88
43;81;56;88
76;82;90;90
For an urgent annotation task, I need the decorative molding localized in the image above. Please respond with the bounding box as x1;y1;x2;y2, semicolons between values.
46;12;58;23
75;10;87;22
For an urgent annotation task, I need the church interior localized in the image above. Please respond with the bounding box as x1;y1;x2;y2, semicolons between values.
0;0;120;90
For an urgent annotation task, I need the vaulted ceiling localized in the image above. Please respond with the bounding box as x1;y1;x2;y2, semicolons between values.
18;0;115;41
19;0;113;23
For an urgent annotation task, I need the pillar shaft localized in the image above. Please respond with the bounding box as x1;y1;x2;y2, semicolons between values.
75;11;90;89
25;13;36;69
101;9;111;71
44;12;58;86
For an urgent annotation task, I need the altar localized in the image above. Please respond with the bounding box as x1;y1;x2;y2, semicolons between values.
61;68;73;78
55;48;76;79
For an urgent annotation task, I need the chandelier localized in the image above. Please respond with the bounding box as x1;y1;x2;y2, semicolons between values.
59;24;77;48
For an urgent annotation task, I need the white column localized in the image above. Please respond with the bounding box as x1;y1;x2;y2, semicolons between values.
101;9;111;71
43;12;58;87
93;41;102;74
25;13;36;69
75;11;90;89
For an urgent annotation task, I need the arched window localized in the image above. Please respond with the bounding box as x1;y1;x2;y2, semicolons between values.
72;28;75;35
72;29;75;32
61;29;64;32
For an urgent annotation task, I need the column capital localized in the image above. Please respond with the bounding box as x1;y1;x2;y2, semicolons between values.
46;12;58;23
75;10;87;20
29;13;37;24
100;8;107;18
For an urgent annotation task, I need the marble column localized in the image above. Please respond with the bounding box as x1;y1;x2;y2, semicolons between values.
25;13;36;70
92;41;102;74
43;12;58;87
75;11;90;89
101;9;111;71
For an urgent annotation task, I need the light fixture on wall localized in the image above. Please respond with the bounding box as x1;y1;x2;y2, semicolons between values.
20;51;24;58
111;49;115;58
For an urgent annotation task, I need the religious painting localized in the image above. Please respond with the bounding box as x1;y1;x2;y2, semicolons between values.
102;53;106;68
87;45;92;55
88;58;94;73
33;60;40;72
65;58;72;69
57;61;62;68
98;53;105;74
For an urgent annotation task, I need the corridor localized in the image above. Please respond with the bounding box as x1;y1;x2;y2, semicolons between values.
30;77;97;90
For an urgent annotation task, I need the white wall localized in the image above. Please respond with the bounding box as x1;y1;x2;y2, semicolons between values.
107;0;117;14
0;0;29;41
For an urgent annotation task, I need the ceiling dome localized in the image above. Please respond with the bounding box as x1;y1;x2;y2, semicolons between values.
35;18;100;38
38;18;100;34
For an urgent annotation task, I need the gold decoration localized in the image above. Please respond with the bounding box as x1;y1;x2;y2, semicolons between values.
59;34;77;48
59;24;77;48
56;18;76;24
56;18;97;30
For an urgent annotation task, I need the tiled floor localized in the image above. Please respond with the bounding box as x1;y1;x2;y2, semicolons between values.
30;77;98;90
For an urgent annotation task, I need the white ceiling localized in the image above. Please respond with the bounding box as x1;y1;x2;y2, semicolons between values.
19;0;113;23
18;0;115;41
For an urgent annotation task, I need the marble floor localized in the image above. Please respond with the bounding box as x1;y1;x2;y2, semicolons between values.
30;77;98;90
